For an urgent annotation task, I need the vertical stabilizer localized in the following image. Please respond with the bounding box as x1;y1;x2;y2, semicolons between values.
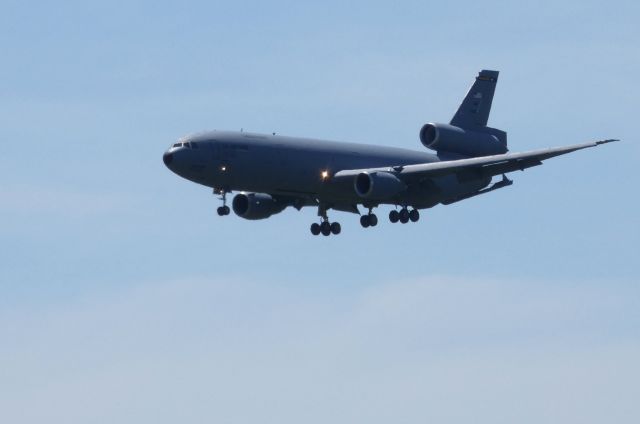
450;70;499;129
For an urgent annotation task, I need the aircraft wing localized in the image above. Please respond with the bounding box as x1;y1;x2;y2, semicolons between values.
334;139;618;183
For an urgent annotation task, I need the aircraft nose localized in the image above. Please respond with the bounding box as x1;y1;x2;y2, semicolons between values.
163;151;173;166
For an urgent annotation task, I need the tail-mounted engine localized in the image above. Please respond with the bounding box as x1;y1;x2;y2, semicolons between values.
419;123;508;157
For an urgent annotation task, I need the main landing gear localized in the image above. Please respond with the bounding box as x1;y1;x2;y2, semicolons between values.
309;204;420;235
360;209;378;228
215;189;231;216
310;205;341;236
389;207;419;224
310;221;341;236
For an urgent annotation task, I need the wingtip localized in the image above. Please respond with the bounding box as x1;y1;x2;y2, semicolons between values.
596;138;620;145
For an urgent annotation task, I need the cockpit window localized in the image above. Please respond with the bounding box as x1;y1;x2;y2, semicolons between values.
172;141;199;149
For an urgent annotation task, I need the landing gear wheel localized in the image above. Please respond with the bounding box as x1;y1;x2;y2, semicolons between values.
310;223;321;235
320;221;331;236
409;209;420;222
399;208;409;224
368;214;378;227
215;189;230;216
330;222;341;235
360;215;370;228
389;210;399;223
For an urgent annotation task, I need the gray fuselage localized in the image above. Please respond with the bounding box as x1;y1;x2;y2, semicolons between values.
163;130;490;209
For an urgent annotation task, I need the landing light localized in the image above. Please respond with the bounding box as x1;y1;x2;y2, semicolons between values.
221;166;227;172
321;170;330;180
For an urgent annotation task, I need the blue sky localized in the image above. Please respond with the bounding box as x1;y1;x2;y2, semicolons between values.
1;1;639;422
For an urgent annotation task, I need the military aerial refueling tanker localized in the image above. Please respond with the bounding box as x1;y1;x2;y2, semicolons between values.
163;70;617;236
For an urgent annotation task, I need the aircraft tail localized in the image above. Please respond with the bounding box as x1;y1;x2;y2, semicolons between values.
450;70;499;129
449;69;507;148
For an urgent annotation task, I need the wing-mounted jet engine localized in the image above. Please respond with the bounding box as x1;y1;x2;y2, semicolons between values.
232;193;286;220
354;171;407;199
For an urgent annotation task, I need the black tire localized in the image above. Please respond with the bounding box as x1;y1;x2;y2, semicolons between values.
409;209;420;222
222;205;230;215
399;208;409;224
320;221;331;236
330;222;341;235
310;223;321;235
360;215;370;228
369;214;378;227
389;210;399;223
217;206;226;216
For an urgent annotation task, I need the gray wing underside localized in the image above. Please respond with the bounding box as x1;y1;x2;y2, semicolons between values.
334;139;618;182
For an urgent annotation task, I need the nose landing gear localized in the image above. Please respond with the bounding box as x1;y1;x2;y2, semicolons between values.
215;189;231;216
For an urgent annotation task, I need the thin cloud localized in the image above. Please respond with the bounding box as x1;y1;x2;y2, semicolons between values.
1;275;637;424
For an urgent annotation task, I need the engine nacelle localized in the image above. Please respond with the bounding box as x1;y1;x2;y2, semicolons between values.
232;193;286;220
419;123;507;157
355;171;406;199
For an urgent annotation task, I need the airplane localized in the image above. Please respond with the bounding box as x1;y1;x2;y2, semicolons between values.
163;70;616;236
